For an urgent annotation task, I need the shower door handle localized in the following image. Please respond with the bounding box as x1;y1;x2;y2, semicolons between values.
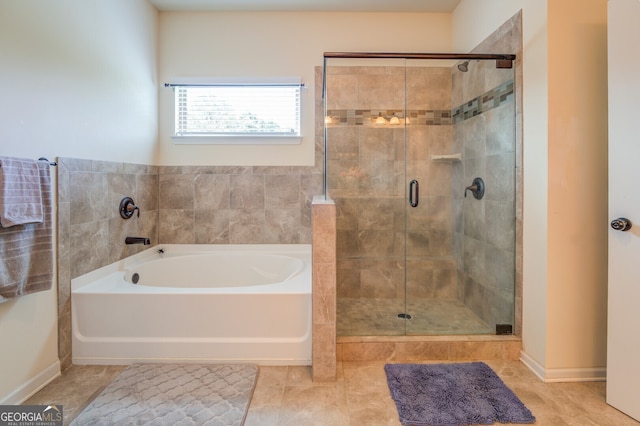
409;179;419;207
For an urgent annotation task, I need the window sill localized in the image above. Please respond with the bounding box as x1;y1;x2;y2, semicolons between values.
172;135;303;145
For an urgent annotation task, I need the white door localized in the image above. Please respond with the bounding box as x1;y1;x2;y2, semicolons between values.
607;0;640;421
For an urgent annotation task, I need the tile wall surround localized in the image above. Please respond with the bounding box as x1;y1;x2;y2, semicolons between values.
453;11;523;334
325;74;516;333
452;80;514;124
325;79;514;128
325;65;458;316
325;70;518;329
326;108;453;126
56;157;323;370
337;335;522;363
311;197;337;381
57;157;159;370
157;165;322;245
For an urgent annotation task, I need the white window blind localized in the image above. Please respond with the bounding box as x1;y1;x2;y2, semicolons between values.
169;78;302;140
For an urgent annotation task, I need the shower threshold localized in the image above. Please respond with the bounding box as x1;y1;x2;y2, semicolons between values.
336;334;522;362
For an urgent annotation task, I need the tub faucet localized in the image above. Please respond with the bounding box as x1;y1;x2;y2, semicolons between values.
125;236;150;245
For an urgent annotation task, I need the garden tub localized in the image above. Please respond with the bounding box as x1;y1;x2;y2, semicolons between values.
71;244;312;365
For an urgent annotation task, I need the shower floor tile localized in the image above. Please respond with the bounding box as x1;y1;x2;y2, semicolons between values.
337;298;493;336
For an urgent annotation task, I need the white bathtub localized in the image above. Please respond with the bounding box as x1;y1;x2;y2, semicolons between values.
71;244;312;365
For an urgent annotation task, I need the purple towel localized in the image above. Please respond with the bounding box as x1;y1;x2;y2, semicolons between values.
0;157;44;227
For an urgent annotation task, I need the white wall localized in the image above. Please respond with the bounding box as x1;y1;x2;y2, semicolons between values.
453;0;609;380
546;0;608;375
0;0;159;164
158;12;452;166
0;0;158;402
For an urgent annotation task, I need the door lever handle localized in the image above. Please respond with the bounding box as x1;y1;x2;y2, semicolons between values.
611;217;632;231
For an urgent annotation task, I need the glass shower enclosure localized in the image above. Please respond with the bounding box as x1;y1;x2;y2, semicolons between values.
322;52;516;336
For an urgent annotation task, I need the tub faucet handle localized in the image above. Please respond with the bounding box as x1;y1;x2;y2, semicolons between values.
120;197;140;219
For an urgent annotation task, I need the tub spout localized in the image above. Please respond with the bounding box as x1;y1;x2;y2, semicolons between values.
125;236;150;245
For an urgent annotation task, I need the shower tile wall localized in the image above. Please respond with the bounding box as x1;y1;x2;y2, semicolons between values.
452;11;522;332
326;29;521;336
452;72;516;329
406;67;458;302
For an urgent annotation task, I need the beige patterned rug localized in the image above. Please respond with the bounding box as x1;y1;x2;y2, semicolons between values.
70;364;258;426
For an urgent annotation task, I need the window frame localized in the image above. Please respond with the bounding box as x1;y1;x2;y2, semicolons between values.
167;77;303;145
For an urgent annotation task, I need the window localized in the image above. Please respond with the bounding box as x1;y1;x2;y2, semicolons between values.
168;78;302;143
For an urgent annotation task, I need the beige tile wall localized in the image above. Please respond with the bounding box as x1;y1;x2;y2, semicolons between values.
57;157;159;369
157;166;322;244
311;197;337;381
325;66;458;305
57;159;323;370
337;335;522;362
324;11;523;338
452;11;523;333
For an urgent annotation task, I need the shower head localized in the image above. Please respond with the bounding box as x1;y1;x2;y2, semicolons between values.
457;60;470;72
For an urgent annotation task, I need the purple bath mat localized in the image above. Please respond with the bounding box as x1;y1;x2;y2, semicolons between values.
385;362;535;425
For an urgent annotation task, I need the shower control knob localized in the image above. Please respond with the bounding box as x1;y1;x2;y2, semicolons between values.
611;217;632;231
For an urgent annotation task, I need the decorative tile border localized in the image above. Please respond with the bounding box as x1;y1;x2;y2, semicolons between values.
326;79;513;127
326;109;452;126
452;80;514;124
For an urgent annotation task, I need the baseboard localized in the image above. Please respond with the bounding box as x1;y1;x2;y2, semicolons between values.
0;359;61;404
520;351;606;382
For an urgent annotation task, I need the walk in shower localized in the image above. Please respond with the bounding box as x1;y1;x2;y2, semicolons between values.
322;52;517;337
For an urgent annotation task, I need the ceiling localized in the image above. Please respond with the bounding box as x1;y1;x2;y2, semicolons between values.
148;0;462;13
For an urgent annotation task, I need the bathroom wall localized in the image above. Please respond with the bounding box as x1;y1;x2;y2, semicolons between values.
452;13;521;332
0;1;159;165
157;164;322;244
0;0;158;402
546;0;608;377
157;11;452;167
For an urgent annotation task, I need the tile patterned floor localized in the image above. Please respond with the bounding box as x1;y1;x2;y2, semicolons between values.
338;297;494;336
24;360;639;425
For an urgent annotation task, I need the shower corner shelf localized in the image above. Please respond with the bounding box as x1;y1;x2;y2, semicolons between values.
431;153;462;162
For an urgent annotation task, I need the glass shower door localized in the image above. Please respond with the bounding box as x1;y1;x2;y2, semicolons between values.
326;55;517;337
326;58;408;336
403;60;461;335
404;58;516;335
